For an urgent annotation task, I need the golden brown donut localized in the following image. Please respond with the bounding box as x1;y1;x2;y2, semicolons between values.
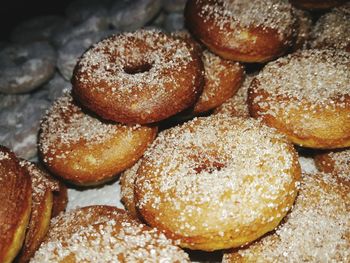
31;205;190;262
185;0;296;63
193;50;244;114
119;160;141;219
0;146;32;263
248;49;350;149
310;3;350;52
214;74;255;118
223;172;350;262
17;160;60;263
72;29;204;124
135;115;301;251
314;148;350;183
38;92;158;186
289;0;348;10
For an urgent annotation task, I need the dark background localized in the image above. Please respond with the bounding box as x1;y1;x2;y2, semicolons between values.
0;0;74;41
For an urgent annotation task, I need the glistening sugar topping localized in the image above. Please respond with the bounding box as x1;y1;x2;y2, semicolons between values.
31;207;189;262
252;49;350;111
199;0;294;39
136;115;299;230
76;29;194;94
328;149;350;180
236;173;350;262
39;92;141;159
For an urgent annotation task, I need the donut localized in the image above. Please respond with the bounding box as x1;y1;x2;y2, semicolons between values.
109;0;162;31
310;4;350;52
248;49;350;149
38;92;158;186
193;50;244;114
10;15;64;44
0;146;32;263
119;160;141;218
314;148;350;183
292;8;313;51
31;205;190;262
72;29;204;124
0;41;56;94
289;0;348;10
135;115;301;251
223;172;350;262
185;0;296;63
17;160;60;263
214;74;255;118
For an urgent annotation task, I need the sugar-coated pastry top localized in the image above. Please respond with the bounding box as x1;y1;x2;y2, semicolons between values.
196;0;295;40
223;172;350;262
250;49;350;113
31;206;190;262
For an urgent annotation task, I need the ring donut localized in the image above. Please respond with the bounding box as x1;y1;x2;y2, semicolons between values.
0;146;32;263
38;92;158;186
248;49;350;149
31;205;190;262
135;115;301;251
223;172;350;262
185;0;296;63
72;29;204;124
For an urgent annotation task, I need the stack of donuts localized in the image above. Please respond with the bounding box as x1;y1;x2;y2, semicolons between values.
0;0;349;262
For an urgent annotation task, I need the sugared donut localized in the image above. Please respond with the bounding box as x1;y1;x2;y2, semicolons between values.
135;115;301;251
310;4;350;52
192;50;244;114
72;29;204;124
38;92;158;186
31;205;190;262
289;0;348;10
119;160;141;218
248;49;350;149
292;8;313;51
314;148;350;183
0;146;32;263
214;74;255;118
223;172;350;262
185;0;296;63
17;160;60;263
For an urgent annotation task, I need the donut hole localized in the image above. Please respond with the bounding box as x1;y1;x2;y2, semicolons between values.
123;62;153;75
193;160;225;174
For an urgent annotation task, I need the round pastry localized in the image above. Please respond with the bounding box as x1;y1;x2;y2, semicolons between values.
38;92;158;186
310;4;350;52
223;172;350;262
0;41;56;94
193;50;244;114
314;148;350;183
292;8;313;51
0;146;32;263
214;74;255;118
135;115;301;251
248;49;350;149
289;0;348;10
31;205;190;262
17;160;60;263
72;29;204;124
120;160;141;218
185;0;296;63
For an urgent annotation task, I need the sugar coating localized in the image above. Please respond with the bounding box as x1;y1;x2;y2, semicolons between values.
198;0;295;40
75;29;195;96
39;91;143;163
325;149;350;181
251;49;350;116
31;206;190;262
224;173;350;262
0;151;10;161
136;115;300;236
311;4;350;50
